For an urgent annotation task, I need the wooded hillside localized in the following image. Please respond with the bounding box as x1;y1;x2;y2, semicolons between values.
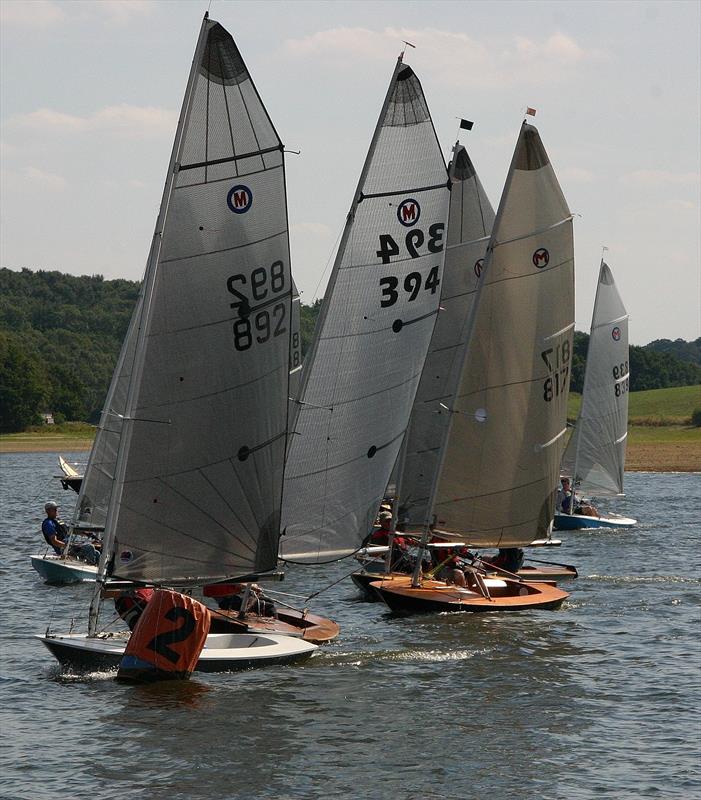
1;267;698;431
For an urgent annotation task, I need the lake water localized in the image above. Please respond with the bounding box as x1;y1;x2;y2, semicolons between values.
1;452;699;800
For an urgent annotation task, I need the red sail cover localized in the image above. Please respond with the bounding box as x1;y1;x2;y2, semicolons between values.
117;589;211;681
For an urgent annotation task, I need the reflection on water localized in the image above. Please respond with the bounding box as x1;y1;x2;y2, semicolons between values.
1;456;699;799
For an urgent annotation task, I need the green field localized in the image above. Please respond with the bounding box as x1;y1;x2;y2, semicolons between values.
569;384;701;424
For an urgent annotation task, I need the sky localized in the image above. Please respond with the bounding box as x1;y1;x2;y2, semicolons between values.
1;0;699;345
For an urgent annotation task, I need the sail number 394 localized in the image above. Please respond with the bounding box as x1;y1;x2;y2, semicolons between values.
377;224;444;308
226;261;286;351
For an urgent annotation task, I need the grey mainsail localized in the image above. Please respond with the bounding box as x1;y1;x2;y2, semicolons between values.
103;17;293;584
430;123;574;546
561;261;629;496
397;143;495;529
281;60;450;563
71;290;143;530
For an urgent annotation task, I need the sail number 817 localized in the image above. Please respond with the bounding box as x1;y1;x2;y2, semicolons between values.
541;341;570;402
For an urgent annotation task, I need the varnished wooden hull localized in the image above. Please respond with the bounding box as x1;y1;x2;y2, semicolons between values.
209;607;340;644
352;563;576;601
371;576;569;615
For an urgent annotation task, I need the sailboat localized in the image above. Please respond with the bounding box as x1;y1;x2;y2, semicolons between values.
373;121;574;614
280;56;451;565
39;14;320;671
57;456;83;493
555;260;637;530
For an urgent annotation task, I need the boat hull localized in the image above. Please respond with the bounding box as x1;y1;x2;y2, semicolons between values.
352;563;577;600
38;631;317;674
553;512;637;530
209;608;340;644
371;576;569;615
31;555;98;584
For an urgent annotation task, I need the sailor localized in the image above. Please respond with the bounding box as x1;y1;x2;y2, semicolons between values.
114;588;155;631
370;510;395;546
41;501;100;565
489;548;525;573
557;478;574;513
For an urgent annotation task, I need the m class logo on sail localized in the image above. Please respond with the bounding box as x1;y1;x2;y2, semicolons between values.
397;197;420;227
227;184;253;214
532;247;549;268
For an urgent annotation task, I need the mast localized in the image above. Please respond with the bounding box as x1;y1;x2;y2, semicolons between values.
88;15;211;636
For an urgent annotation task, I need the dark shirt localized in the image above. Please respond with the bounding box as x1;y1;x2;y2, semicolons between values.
42;517;68;554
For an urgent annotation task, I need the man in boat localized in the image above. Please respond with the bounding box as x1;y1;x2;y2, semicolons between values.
41;501;100;565
486;548;524;574
369;510;395;546
557;478;574;513
215;584;277;617
557;478;599;518
113;587;155;631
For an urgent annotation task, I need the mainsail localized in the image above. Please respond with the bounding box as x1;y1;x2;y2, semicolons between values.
561;261;629;496
104;17;293;584
430;122;574;546
72;291;143;530
281;60;450;563
397;143;495;529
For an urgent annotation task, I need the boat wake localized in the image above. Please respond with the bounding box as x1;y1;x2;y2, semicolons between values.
313;647;491;668
586;574;701;585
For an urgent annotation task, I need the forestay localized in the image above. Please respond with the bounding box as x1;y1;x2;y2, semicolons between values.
281;60;449;563
107;18;293;583
431;123;574;546
397;144;495;530
561;261;629;496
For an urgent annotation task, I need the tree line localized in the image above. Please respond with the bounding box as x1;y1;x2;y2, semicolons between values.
1;268;699;432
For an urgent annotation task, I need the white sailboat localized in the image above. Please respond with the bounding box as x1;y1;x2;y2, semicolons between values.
556;260;637;530
280;57;451;564
39;14;318;672
374;121;574;613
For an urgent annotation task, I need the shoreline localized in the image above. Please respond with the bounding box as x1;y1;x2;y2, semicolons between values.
2;432;699;472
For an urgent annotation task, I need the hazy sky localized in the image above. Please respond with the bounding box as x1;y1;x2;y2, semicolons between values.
1;0;699;344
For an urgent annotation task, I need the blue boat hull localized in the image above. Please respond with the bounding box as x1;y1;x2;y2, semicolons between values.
30;555;98;584
553;513;637;531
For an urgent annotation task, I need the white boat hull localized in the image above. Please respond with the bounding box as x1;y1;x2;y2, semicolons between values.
31;555;98;584
38;631;318;673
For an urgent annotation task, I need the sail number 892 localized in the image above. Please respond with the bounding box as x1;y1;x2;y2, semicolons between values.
226;261;286;352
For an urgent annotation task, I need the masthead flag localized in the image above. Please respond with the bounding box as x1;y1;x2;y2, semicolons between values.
526;107;537;116
459;119;474;130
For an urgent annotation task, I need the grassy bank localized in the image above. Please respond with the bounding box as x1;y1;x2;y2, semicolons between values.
3;395;700;471
0;422;95;453
569;384;701;424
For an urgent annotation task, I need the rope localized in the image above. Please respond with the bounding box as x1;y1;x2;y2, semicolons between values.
524;556;576;569
304;563;363;601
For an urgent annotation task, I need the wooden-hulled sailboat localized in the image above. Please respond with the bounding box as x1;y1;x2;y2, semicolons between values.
280;57;451;565
39;15;322;671
373;120;574;614
556;260;636;530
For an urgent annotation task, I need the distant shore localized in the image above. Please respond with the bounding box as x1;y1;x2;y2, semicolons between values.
1;426;699;471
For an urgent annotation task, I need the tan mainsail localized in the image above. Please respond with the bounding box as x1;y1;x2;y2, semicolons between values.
430;123;575;547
